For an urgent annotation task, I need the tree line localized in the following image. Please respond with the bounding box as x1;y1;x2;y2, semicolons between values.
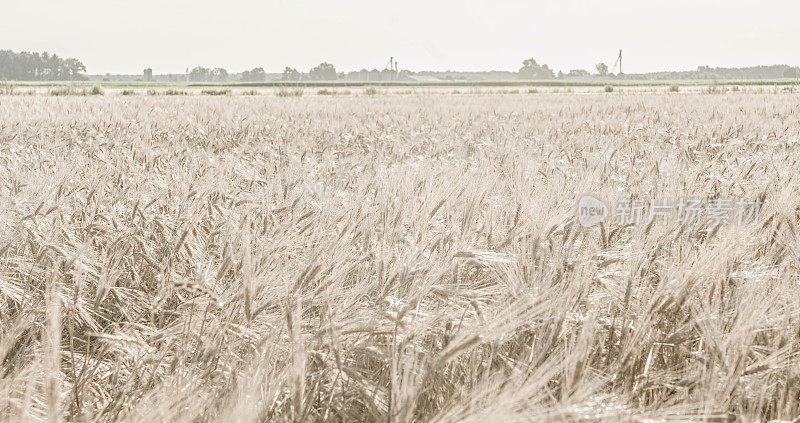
518;58;616;79
187;62;339;82
0;50;87;81
113;60;800;82
625;64;800;80
3;49;799;82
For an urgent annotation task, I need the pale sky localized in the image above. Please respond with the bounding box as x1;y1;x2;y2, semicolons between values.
4;0;800;75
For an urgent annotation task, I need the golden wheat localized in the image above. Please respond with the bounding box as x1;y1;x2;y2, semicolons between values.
0;93;799;421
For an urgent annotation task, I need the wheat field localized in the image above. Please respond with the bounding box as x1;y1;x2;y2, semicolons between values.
1;93;799;421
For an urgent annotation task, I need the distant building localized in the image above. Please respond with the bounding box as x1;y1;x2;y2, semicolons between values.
143;68;153;82
344;68;415;82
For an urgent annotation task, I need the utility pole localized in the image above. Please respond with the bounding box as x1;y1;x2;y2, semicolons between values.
613;50;623;75
386;57;399;80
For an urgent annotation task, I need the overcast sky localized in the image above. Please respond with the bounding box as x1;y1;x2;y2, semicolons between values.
4;0;800;74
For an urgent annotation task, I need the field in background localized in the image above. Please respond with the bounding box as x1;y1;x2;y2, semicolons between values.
9;78;800;87
3;78;800;96
1;94;800;421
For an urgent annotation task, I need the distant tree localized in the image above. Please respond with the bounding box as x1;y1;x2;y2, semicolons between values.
557;70;564;79
240;67;266;82
211;68;229;82
44;52;57;79
189;66;212;82
281;67;303;81
518;58;555;80
566;69;591;78
596;62;609;76
0;50;87;81
783;68;800;78
65;58;87;80
309;62;337;81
